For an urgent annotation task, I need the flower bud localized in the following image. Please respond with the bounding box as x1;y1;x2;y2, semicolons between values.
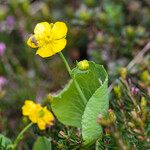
113;86;121;98
119;67;127;79
108;109;116;123
77;60;89;71
125;26;135;38
131;87;139;95
140;71;149;82
46;93;53;102
141;97;147;108
128;122;135;128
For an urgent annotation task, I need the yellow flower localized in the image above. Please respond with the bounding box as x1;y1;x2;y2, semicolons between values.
27;21;68;58
22;100;37;116
22;100;54;130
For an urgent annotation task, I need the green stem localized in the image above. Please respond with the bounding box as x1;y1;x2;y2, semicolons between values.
59;52;71;74
95;140;100;150
58;52;87;105
12;122;33;149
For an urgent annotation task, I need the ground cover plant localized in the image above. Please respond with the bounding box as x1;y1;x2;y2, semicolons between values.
0;0;149;150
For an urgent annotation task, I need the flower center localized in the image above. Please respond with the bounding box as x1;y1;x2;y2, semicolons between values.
38;109;45;118
45;35;51;43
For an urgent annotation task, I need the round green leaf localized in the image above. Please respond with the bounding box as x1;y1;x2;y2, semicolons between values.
51;61;109;145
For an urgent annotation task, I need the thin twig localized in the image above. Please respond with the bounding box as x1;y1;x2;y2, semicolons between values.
127;42;150;70
108;42;150;93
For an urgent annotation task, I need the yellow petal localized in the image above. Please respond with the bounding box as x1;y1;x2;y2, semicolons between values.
34;22;52;46
43;107;54;124
22;105;29;116
36;43;54;58
52;38;67;53
37;119;46;130
24;100;35;105
52;22;68;40
36;39;66;58
22;100;36;116
29;113;38;123
34;22;51;36
27;35;38;48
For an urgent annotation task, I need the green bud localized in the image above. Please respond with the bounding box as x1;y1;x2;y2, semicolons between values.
46;93;53;102
125;26;135;37
141;97;147;108
108;109;116;123
140;70;149;82
77;60;89;71
114;86;121;98
119;67;127;79
128;122;135;128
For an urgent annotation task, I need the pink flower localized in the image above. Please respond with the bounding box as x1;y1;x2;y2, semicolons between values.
0;42;6;56
6;16;15;27
131;87;139;95
0;76;7;90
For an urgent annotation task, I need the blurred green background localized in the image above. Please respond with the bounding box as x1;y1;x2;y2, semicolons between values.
0;0;149;149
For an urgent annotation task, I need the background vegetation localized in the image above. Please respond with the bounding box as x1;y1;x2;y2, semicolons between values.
0;0;149;149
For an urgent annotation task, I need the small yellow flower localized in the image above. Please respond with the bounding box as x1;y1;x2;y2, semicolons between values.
27;21;68;58
22;100;54;130
22;100;37;116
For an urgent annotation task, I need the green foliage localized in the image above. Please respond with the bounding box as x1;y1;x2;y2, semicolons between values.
82;77;108;145
51;61;108;145
0;134;12;150
32;136;51;150
0;0;149;149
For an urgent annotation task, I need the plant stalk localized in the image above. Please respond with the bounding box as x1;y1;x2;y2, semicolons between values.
12;122;33;149
59;52;87;105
